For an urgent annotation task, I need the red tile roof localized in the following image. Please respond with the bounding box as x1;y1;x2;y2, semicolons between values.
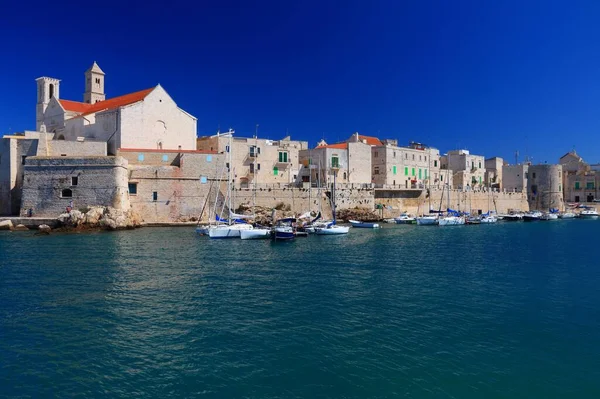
356;135;383;146
59;99;92;113
60;87;155;117
317;143;348;150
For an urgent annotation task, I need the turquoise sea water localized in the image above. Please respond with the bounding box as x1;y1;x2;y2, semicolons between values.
1;221;600;398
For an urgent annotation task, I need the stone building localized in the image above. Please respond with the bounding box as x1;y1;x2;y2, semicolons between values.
36;62;197;154
559;151;599;203
485;157;503;188
197;132;308;188
371;141;441;189
297;133;377;187
502;164;529;193
440;150;486;190
20;156;130;216
1;131;107;215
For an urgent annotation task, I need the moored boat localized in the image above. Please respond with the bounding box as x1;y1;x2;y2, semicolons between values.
273;218;296;240
349;220;380;228
416;215;438;225
438;215;466;226
395;214;417;224
580;208;599;218
314;223;350;235
559;212;576;219
523;211;543;221
240;227;271;240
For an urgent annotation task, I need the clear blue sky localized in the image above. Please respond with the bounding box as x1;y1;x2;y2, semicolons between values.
2;0;600;164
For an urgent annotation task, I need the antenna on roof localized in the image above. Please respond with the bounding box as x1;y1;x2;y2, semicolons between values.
515;150;519;165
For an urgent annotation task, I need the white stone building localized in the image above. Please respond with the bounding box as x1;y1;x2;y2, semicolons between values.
441;149;486;189
36;62;197;154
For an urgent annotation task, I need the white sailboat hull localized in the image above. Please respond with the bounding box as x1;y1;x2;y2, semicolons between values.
480;216;498;223
416;216;438;225
315;225;349;235
240;228;271;240
438;216;465;226
208;224;253;239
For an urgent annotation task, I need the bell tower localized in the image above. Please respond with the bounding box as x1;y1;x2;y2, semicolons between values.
84;61;105;104
35;76;60;131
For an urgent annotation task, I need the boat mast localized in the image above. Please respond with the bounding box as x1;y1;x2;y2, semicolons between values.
308;148;312;213
253;125;258;218
228;129;233;226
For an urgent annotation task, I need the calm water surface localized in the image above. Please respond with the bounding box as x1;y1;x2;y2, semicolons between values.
1;221;600;398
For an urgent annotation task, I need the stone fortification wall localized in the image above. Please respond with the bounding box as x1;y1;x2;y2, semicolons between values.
124;151;225;223
375;187;529;218
20;156;130;217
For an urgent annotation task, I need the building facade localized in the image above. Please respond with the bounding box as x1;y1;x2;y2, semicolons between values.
527;164;564;210
502;164;529;193
197;133;308;187
371;142;441;188
441;149;486;190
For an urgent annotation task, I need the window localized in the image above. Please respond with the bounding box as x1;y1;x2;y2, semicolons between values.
532;172;536;178
331;156;339;168
479;162;482;168
273;166;278;176
250;163;254;173
393;151;396;158
162;155;168;162
404;167;408;176
61;188;72;198
393;166;397;175
343;172;347;180
21;155;27;165
425;156;427;162
152;191;158;202
559;171;562;178
559;184;562;192
471;161;474;169
374;166;380;175
206;155;212;162
419;155;422;161
586;182;595;189
257;163;261;170
138;154;144;162
71;176;78;186
278;151;288;163
424;169;428;178
128;183;137;195
575;182;580;189
374;151;379;158
95;78;100;84
49;83;54;99
479;176;482;184
418;169;422;179
441;175;444;181
250;146;259;157
412;154;415;160
412;168;415;176
405;153;408;159
434;160;438;167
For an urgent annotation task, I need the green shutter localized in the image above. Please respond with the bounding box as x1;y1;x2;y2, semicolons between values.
405;167;408;176
479;176;482;184
393;166;397;175
424;169;428;178
418;169;422;179
274;166;278;176
412;168;415;176
284;152;288;163
575;182;580;189
278;152;283;162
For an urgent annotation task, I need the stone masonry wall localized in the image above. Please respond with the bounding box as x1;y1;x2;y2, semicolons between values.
20;156;130;217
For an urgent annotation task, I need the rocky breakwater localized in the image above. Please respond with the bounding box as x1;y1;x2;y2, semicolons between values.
336;207;380;222
57;206;142;231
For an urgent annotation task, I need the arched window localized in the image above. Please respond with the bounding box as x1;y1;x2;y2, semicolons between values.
61;188;72;198
49;84;54;99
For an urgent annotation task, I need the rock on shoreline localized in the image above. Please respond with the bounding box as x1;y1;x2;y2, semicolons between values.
57;206;142;231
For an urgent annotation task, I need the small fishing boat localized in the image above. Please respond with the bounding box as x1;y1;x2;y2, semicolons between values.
503;213;524;221
580;208;599;218
394;213;417;224
480;214;498;223
349;220;380;228
383;218;397;224
273;218;296;240
540;212;559;221
559;212;576;219
523;211;543;221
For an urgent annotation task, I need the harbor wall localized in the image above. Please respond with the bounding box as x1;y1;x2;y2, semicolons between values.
210;184;528;221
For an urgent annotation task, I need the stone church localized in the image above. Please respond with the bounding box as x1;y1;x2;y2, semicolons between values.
35;62;197;154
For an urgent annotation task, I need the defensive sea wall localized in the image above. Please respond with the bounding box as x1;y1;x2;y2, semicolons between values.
215;184;529;221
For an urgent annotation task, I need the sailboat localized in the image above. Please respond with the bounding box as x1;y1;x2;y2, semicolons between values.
438;177;465;226
196;148;229;235
416;167;439;225
209;130;253;239
480;187;497;223
241;135;271;240
315;168;349;235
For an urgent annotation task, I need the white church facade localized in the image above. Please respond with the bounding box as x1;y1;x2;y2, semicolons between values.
36;62;197;154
